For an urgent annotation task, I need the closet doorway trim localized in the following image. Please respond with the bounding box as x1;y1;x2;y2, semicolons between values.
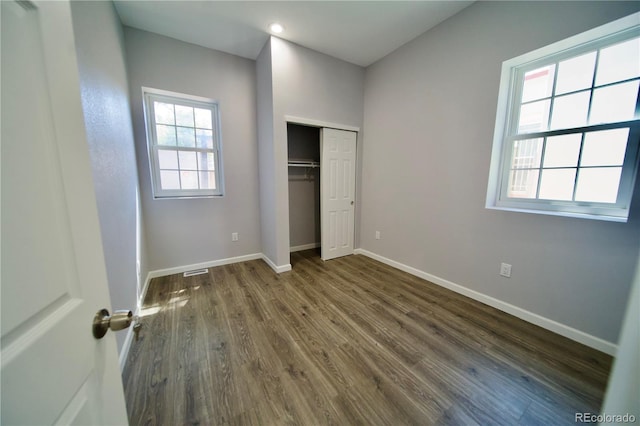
284;115;360;132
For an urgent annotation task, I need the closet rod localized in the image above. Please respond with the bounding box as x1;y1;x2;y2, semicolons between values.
288;161;320;168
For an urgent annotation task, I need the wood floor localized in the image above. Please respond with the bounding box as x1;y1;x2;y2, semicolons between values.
123;250;612;425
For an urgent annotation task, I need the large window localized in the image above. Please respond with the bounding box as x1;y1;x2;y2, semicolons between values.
143;88;223;198
486;13;640;222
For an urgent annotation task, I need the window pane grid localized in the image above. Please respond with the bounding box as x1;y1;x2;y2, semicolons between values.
584;49;600;127
490;18;640;221
156;147;217;191
516;38;640;136
508;36;639;204
521;76;640;108
155;145;215;153
545;61;560;132
146;91;222;197
508;127;630;202
570;132;588;202
508;120;637;141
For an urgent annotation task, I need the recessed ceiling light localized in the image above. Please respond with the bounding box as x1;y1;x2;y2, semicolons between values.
269;23;284;34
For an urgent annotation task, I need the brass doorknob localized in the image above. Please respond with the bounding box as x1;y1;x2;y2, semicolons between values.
92;308;133;339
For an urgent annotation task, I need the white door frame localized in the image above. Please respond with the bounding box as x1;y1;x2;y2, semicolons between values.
284;116;360;262
284;115;360;133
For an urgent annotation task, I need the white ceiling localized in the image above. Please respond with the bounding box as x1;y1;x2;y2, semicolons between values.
113;1;474;67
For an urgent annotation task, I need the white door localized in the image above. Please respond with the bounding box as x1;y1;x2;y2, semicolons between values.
1;1;128;424
321;128;357;260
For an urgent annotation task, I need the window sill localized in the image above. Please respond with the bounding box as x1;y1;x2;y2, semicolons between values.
485;204;628;223
153;194;224;200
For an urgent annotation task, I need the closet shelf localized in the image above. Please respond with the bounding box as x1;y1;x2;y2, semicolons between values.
288;160;320;168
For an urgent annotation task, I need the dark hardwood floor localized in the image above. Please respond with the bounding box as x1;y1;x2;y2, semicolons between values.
123;250;612;425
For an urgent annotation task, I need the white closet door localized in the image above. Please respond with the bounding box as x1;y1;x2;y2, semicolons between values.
1;1;128;424
321;128;356;260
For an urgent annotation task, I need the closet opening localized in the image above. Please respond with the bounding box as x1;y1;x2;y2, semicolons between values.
287;123;321;255
286;118;357;264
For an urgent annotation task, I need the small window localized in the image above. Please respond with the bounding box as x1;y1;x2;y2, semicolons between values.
487;13;640;222
143;88;223;198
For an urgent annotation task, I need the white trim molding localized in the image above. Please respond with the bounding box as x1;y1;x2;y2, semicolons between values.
284;115;360;132
261;254;292;273
140;252;289;290
119;246;616;371
147;253;263;279
354;248;617;356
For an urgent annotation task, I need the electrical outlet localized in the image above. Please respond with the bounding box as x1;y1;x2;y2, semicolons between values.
500;263;512;278
232;232;239;242
375;231;381;240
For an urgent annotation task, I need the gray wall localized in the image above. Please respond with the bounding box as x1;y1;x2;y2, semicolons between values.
256;41;277;264
360;1;640;344
70;1;145;352
601;250;640;422
124;28;261;271
269;37;365;266
287;124;320;248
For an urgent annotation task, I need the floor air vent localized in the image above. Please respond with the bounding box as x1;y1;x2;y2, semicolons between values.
183;268;208;277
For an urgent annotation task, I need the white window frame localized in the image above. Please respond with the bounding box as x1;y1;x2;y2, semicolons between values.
142;87;224;199
486;12;640;222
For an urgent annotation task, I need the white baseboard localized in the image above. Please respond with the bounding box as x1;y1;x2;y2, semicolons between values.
262;254;292;273
354;248;617;356
290;243;320;252
147;253;263;280
143;251;290;298
120;247;614;372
